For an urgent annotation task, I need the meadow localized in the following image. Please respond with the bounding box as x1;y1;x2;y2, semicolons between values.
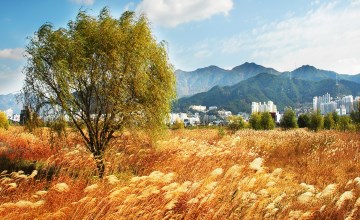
0;126;360;219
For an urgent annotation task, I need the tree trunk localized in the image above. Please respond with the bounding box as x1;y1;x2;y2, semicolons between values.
94;154;105;178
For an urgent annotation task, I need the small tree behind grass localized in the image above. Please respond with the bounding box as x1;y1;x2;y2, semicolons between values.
338;115;352;131
350;100;360;131
171;119;184;130
280;108;298;130
324;112;335;130
298;114;310;128
228;116;245;134
308;111;324;132
0;112;9;130
261;112;275;130
249;112;262;130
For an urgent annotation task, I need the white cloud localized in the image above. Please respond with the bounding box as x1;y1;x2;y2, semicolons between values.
0;48;24;60
136;0;233;27
70;0;94;6
221;1;360;74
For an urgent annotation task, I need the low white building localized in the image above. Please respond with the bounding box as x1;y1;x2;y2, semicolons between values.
189;105;206;112
4;108;13;120
218;110;232;118
12;114;20;122
208;106;217;111
169;113;200;126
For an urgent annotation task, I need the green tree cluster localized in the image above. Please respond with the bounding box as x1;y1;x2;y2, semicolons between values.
249;112;275;130
22;8;176;177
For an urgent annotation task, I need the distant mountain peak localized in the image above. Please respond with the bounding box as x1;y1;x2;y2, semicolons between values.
295;65;318;72
195;65;223;72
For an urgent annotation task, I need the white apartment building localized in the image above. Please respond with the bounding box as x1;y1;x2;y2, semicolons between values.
313;93;354;115
251;101;277;113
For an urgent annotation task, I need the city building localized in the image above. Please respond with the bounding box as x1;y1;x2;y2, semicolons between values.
313;93;355;115
251;101;277;113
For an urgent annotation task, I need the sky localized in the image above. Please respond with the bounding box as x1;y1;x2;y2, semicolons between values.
1;0;360;94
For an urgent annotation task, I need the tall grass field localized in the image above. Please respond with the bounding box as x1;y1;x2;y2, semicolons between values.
1;127;360;219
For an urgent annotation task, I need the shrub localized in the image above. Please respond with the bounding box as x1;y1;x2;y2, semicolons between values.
324;112;335;130
280;108;298;129
0;112;9;130
260;112;275;130
228;116;245;134
338;115;351;131
249;112;261;130
172;119;184;130
308;111;324;132
297;114;310;128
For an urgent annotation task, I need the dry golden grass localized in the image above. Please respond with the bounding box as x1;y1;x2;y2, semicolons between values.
0;126;360;219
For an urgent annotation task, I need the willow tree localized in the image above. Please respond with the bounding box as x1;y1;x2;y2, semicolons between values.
23;8;176;177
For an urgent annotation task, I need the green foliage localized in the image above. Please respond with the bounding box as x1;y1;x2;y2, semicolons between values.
171;119;184;130
297;114;310;128
218;126;226;138
49;116;67;137
249;112;275;130
227;116;245;134
249;112;262;130
25;112;44;132
324;112;335;130
350;101;360;131
280;108;298;130
308;111;324;132
332;110;340;127
0;112;9;130
22;8;176;177
261;112;275;130
338;116;352;131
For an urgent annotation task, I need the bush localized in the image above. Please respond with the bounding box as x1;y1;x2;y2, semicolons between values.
249;112;262;130
0;112;9;130
308;111;324;132
324;112;335;130
171;119;184;130
297;114;310;128
261;112;275;130
280;108;298;130
228;116;245;134
338;115;351;131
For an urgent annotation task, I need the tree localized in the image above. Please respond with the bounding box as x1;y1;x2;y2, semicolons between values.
324;112;335;130
280;108;298;130
338;116;351;131
22;8;176;177
249;112;261;130
297;114;310;128
260;112;275;130
0;112;9;130
350;100;360;131
228;115;245;134
332;110;340;129
308;111;324;132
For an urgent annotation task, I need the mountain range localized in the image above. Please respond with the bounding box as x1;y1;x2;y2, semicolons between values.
1;62;360;114
173;72;360;113
176;62;360;98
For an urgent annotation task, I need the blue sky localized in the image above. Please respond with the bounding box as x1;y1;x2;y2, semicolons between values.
1;0;360;94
